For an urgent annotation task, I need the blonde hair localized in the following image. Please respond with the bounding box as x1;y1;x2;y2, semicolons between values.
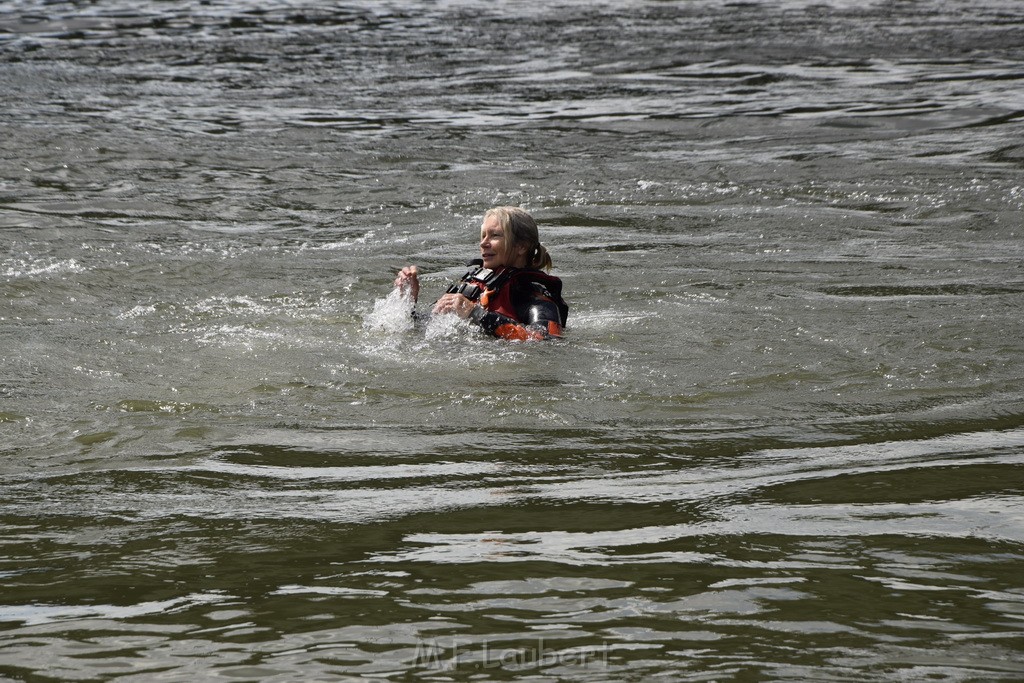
484;206;553;272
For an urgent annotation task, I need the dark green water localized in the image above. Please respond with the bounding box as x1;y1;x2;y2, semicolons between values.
2;0;1023;680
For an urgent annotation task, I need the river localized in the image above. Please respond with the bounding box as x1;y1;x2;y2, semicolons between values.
2;0;1023;680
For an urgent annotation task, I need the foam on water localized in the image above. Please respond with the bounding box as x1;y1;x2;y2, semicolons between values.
424;311;473;341
2;257;84;279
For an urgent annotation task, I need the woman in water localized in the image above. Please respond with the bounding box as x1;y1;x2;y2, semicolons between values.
394;206;568;341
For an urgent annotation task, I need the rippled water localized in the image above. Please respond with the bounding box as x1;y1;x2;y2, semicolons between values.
2;0;1024;680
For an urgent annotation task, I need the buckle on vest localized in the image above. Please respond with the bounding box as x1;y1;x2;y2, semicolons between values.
456;282;483;300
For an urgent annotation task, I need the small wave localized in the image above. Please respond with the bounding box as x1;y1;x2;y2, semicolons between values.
118;304;156;319
0;592;226;626
197;458;499;482
819;283;1024;298
300;231;380;251
117;399;220;414
269;584;388;597
3;257;84;279
188;324;289;349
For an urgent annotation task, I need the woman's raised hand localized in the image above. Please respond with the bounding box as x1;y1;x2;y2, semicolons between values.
394;265;420;302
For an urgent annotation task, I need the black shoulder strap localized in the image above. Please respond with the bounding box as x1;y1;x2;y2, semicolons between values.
446;262;519;302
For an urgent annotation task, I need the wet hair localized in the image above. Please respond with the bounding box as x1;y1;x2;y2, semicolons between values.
484;206;554;272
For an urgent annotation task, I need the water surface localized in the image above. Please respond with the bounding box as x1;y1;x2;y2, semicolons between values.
2;0;1024;680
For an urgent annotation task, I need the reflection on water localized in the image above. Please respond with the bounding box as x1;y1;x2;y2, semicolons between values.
2;0;1024;680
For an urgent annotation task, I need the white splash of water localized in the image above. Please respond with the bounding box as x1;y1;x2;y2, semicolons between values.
424;311;471;340
363;287;416;334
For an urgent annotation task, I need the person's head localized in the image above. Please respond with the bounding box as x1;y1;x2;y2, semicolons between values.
479;206;554;272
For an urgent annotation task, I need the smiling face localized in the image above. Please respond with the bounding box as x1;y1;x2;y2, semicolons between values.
479;214;528;270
